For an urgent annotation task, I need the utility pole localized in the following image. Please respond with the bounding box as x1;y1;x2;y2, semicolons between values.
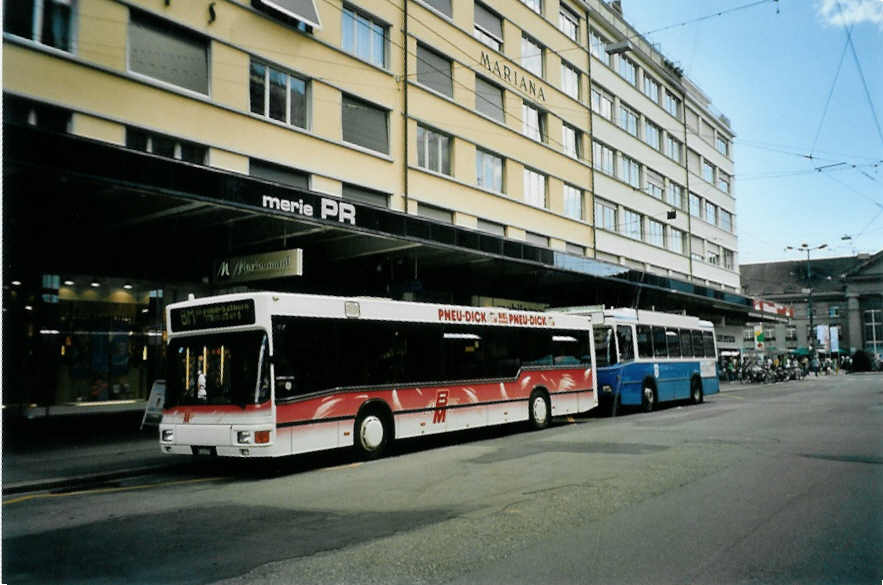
786;243;827;355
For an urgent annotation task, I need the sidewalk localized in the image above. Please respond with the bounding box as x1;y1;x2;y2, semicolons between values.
2;411;178;495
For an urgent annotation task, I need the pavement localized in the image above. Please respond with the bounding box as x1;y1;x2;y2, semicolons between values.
2;372;877;497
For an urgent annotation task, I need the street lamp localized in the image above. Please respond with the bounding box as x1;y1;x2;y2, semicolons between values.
785;243;827;355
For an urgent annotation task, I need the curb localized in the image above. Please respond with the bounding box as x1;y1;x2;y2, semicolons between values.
2;463;183;496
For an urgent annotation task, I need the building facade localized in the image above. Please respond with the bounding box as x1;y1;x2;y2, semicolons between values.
740;252;883;358
3;0;742;414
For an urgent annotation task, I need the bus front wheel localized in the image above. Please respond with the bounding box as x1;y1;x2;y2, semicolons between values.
528;390;551;430
354;410;390;460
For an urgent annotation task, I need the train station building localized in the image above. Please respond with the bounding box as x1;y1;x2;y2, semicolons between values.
3;0;758;416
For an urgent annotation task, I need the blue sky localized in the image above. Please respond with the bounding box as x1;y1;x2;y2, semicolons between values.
620;0;883;263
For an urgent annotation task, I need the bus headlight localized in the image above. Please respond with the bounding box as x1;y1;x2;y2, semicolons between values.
237;431;252;444
161;429;174;442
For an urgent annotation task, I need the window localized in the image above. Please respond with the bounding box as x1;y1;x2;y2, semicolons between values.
419;203;453;223
689;193;701;217
618;55;637;85
702;160;715;183
864;310;882;352
523;168;547;208
723;248;734;270
422;0;452;17
417;44;453;97
526;231;549;247
566;242;585;256
644;169;664;199
476;149;503;192
688;149;701;175
667;181;683;209
618;154;640;188
561;61;580;100
251;158;308;189
592;141;615;175
343;183;389;207
717;171;730;193
700;118;715;144
562;123;582;158
594;199;616;230
706;242;720;265
667;330;682;358
643;75;660;103
647;219;664;247
623;209;641;239
786;327;798;342
477;218;505;236
341;6;387;68
680;330;694;357
521;35;544;77
690;236;704;262
250;60;309;129
652;326;668;358
686;108;699;133
664;90;681;118
617;326;635;361
559;3;579;41
636;325;653;358
618;103;638;137
591;86;613;120
594;326;616;367
719;209;733;232
589;28;610;67
126;127;206;164
3;95;71;133
5;0;75;51
644;120;661;150
563;184;582;220
716;135;730;157
664;135;682;163
129;9;209;94
474;2;503;50
522;101;546;142
342;94;389;154
705;201;717;225
522;0;542;14
668;227;684;254
475;76;504;122
417;124;451;175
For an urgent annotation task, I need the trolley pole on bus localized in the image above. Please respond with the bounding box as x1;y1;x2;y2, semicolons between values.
786;243;827;355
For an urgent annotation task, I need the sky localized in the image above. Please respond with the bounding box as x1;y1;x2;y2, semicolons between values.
618;0;883;264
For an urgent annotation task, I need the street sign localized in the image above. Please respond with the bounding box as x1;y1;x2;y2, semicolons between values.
141;380;166;429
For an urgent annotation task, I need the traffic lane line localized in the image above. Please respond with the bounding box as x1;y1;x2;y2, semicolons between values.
2;476;224;506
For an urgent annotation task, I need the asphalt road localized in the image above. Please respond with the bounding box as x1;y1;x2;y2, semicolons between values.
3;375;881;585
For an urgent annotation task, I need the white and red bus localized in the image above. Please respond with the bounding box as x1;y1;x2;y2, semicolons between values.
159;292;597;459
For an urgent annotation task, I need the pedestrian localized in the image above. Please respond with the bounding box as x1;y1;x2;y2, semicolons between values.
811;356;819;376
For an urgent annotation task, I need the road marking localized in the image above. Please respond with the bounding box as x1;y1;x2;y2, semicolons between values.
321;462;363;472
2;476;223;506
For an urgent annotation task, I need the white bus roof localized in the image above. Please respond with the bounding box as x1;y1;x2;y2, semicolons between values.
552;306;713;330
166;291;592;336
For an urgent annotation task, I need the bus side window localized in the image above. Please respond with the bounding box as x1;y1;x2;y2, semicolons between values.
692;330;705;357
636;325;653;358
667;329;681;358
616;325;634;361
592;326;614;367
680;329;693;357
702;331;716;358
652;326;668;358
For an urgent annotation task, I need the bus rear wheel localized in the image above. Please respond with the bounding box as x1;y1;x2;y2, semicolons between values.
640;385;656;413
690;378;704;404
354;409;390;460
528;390;551;430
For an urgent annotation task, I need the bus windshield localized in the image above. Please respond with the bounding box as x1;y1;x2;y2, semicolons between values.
166;331;270;407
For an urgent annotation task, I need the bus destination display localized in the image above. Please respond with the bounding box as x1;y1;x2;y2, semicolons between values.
170;300;256;332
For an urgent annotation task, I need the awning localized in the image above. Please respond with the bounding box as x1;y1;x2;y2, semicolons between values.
257;0;322;29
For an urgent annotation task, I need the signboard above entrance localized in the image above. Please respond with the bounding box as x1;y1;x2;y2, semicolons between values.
213;249;303;285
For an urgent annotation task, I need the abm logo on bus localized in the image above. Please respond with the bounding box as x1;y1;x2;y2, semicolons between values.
433;390;449;424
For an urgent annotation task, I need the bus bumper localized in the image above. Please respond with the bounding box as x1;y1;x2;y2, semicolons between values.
159;423;276;457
